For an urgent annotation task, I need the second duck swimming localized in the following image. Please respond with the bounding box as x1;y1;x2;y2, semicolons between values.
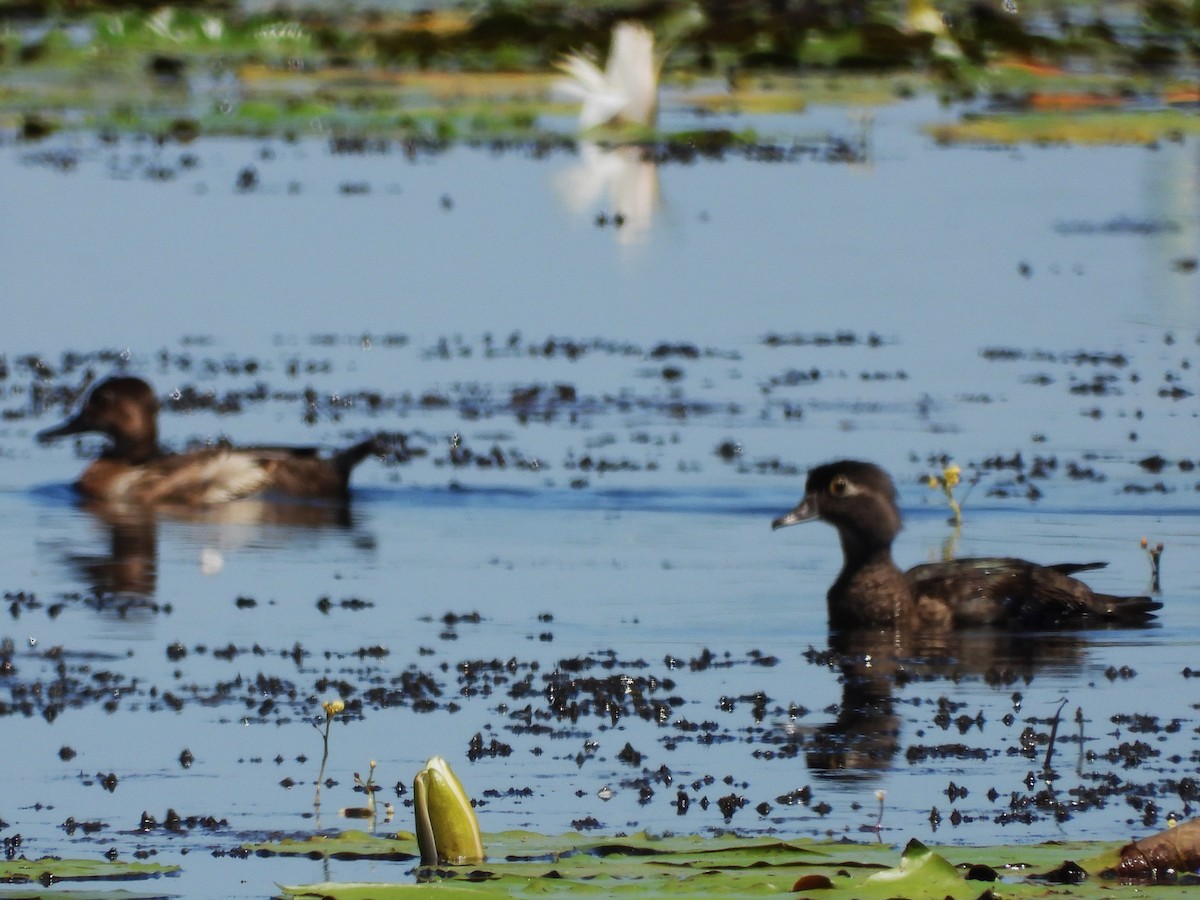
773;460;1160;630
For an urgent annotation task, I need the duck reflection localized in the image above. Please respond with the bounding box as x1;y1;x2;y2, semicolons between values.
554;142;661;245
60;498;361;600
798;627;1094;778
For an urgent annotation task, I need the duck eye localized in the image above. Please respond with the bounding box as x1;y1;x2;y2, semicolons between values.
830;476;850;496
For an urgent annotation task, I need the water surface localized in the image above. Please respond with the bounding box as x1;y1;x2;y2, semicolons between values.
1;98;1199;896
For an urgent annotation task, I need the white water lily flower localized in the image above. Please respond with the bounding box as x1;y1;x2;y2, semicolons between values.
556;21;660;130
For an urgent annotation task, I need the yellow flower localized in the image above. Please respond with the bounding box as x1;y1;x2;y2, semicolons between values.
926;475;939;489
322;699;345;718
943;464;961;488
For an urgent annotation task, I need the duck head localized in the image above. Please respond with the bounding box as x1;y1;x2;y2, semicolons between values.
38;376;161;463
772;460;903;561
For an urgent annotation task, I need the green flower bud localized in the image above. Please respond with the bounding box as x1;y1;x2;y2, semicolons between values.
413;756;484;866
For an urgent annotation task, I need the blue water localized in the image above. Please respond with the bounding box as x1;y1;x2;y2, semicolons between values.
1;96;1199;896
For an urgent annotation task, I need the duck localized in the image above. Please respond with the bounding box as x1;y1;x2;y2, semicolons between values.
772;460;1160;630
38;376;381;506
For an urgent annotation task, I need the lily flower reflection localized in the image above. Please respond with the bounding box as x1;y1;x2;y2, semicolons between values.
555;143;661;245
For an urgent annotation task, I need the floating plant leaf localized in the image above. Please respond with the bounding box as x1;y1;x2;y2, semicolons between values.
276;884;492;900
859;839;969;898
243;830;420;861
926;110;1200;146
0;891;176;900
0;857;178;884
275;830;1200;900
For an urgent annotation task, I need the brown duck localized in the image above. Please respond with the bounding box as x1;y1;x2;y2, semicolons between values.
38;376;380;505
772;460;1160;629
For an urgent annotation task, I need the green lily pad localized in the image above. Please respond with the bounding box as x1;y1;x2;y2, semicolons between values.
0;891;175;900
926;110;1200;146
272;829;1200;899
0;858;178;884
245;830;421;861
854;839;973;899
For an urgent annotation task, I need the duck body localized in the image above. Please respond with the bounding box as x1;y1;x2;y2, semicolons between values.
773;460;1160;630
39;377;378;506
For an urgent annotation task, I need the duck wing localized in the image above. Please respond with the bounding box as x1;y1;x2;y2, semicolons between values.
140;450;273;504
905;557;1160;627
242;436;383;496
128;441;378;504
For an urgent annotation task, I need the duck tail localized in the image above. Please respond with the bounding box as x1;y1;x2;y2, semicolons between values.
1090;591;1162;622
1049;561;1107;576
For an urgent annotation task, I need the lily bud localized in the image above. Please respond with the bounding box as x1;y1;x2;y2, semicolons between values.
413;756;484;866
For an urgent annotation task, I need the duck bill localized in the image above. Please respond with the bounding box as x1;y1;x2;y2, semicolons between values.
772;496;818;530
413;756;484;867
37;413;91;444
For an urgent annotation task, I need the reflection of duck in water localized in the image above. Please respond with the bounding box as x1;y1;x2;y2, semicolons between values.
799;627;1090;776
38;377;381;505
772;460;1160;629
64;499;362;599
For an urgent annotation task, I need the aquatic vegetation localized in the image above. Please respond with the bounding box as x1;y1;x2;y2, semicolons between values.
0;855;179;883
267;828;1200;898
347;759;383;820
2;1;1194;148
927;109;1200;146
314;698;345;810
925;462;963;526
412;756;484;867
1142;537;1164;593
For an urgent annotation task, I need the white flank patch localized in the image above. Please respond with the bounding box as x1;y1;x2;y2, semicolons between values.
197;453;272;503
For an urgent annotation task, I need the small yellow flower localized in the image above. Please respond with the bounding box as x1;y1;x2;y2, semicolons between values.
926;463;964;527
322;699;345;718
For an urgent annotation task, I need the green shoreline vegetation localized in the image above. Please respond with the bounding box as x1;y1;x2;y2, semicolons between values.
0;1;1198;145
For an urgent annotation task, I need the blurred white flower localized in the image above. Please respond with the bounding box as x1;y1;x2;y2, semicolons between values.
556;22;660;130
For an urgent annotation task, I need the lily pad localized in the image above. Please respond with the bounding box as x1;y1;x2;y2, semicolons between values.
0;858;178;884
0;891;175;900
926;109;1200;146
244;830;421;861
273;830;1200;899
